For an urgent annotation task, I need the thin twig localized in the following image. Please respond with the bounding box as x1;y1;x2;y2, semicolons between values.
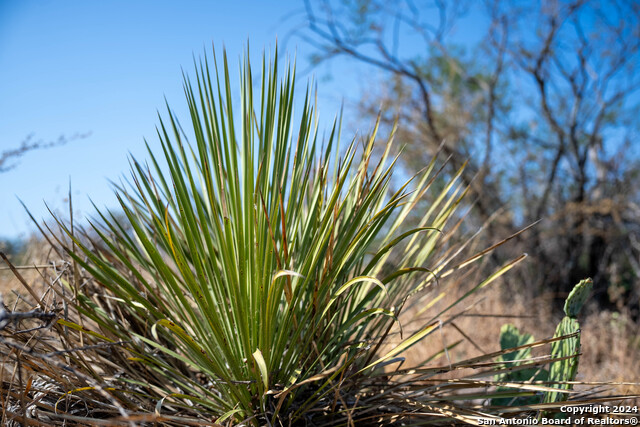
0;298;56;331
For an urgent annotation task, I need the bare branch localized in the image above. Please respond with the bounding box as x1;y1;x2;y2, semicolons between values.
0;132;91;173
0;303;56;331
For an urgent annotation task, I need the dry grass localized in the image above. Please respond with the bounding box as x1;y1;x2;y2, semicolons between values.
0;236;56;309
1;236;639;425
399;272;640;404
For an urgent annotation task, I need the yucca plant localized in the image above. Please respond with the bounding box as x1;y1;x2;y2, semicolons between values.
56;47;499;424
3;46;556;426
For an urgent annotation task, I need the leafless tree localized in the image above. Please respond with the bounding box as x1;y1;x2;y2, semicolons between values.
295;0;640;311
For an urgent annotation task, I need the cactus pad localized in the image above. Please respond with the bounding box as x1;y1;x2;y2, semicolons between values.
544;278;592;406
492;324;548;407
499;324;534;362
545;316;581;403
563;278;592;318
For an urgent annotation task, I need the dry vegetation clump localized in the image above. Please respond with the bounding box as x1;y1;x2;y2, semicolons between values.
0;236;55;307
580;309;640;397
6;238;640;426
2;235;639;424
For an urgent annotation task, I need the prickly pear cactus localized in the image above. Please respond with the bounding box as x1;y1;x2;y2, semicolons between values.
500;324;534;363
492;324;548;406
544;278;593;404
564;277;593;318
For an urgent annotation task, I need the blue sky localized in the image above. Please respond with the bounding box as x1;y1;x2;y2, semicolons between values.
0;1;368;239
0;1;491;240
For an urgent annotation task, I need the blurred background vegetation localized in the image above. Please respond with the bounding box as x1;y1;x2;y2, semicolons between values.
290;0;640;317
